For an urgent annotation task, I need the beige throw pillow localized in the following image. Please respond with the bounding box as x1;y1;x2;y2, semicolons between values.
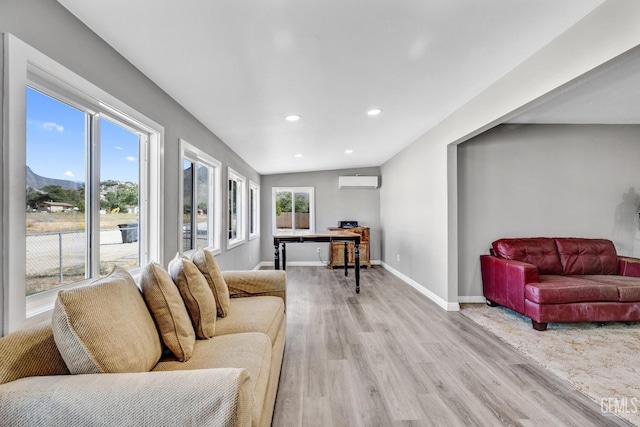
52;266;162;374
139;262;196;362
168;254;217;339
192;249;230;317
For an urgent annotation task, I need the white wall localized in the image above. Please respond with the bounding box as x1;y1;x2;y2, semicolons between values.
261;167;381;265
380;1;640;308
458;124;640;297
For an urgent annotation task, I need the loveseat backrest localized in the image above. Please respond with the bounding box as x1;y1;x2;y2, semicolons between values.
554;238;619;275
492;237;620;276
0;320;69;385
492;238;564;274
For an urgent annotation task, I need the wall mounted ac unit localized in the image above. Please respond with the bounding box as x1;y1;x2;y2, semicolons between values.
338;175;379;189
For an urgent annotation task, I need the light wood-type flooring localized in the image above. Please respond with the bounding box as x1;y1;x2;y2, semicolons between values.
271;266;628;427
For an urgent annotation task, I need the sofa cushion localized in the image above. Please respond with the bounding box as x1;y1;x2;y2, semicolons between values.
52;266;162;374
0;321;69;385
492;238;563;274
555;238;618;275
168;254;217;339
140;262;195;362
192;249;231;317
579;275;640;302
215;296;285;345
525;275;619;304
153;332;271;427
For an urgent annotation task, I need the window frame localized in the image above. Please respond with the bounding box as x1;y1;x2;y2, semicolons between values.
179;139;222;256
227;167;246;249
2;34;164;334
272;186;315;234
249;180;260;240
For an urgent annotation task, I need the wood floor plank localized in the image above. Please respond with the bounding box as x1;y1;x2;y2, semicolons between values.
271;266;629;427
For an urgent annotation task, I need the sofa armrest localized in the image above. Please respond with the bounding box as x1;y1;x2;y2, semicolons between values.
619;256;640;277
223;270;287;308
0;368;252;427
480;255;539;315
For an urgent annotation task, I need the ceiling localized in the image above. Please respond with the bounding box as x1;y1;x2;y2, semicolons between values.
57;0;614;175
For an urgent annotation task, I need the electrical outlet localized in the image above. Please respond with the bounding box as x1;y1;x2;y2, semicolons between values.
397;253;400;262
317;247;322;254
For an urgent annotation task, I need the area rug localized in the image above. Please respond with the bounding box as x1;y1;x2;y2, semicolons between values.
460;304;640;426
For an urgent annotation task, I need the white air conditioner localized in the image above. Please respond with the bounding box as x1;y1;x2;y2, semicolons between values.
338;175;379;189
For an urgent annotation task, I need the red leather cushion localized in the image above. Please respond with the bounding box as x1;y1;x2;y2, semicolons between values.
579;275;640;302
555;238;618;275
525;275;619;304
492;238;563;275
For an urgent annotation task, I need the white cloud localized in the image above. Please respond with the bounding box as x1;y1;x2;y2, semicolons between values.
27;120;64;132
114;146;124;150
126;156;136;162
41;122;64;132
64;170;74;178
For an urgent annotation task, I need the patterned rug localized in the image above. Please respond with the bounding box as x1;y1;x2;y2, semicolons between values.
460;304;640;426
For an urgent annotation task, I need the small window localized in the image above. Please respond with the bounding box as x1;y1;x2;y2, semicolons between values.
228;168;246;248
249;181;260;240
180;139;221;254
273;187;315;233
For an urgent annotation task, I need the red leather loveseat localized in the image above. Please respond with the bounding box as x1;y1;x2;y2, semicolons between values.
480;237;640;331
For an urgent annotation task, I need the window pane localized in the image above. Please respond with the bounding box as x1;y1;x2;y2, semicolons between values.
25;87;87;295
196;164;209;249
295;192;310;230
250;188;255;234
183;160;193;250
99;117;140;275
275;190;293;232
229;180;238;239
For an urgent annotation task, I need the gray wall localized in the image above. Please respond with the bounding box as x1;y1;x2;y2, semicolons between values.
458;124;640;297
261;167;381;264
0;1;261;271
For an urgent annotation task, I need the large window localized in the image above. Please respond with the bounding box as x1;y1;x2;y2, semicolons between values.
4;35;163;333
180;139;221;254
227;168;246;248
273;187;315;233
25;90;145;295
249;180;260;240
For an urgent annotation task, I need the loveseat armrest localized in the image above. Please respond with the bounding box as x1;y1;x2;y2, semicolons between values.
223;270;287;308
0;368;252;427
619;256;640;277
480;255;539;315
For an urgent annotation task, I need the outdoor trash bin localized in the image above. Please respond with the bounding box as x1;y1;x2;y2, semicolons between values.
118;223;138;243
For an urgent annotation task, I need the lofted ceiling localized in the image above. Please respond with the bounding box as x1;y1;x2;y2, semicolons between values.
57;0;611;175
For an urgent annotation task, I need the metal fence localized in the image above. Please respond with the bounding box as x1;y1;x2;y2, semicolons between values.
26;228;138;296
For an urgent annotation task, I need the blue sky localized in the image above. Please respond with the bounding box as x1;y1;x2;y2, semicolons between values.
26;87;139;184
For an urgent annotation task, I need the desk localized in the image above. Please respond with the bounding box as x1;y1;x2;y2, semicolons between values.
273;231;361;293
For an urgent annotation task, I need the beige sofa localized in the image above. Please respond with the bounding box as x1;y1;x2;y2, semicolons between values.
0;253;286;427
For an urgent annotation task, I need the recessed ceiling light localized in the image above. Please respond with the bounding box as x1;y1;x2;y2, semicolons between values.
367;108;382;116
345;149;354;154
294;154;303;158
285;114;301;122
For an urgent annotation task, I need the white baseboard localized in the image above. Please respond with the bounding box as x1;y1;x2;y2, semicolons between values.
381;262;460;312
458;296;487;304
258;260;382;269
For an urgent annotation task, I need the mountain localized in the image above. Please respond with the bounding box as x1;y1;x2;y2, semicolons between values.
26;166;83;190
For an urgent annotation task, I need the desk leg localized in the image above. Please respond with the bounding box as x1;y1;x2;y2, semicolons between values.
274;242;280;270
282;242;287;271
355;242;360;294
343;242;348;277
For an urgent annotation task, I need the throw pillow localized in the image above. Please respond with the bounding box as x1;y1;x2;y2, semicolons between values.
168;254;217;339
191;249;230;317
139;262;196;361
51;266;162;374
